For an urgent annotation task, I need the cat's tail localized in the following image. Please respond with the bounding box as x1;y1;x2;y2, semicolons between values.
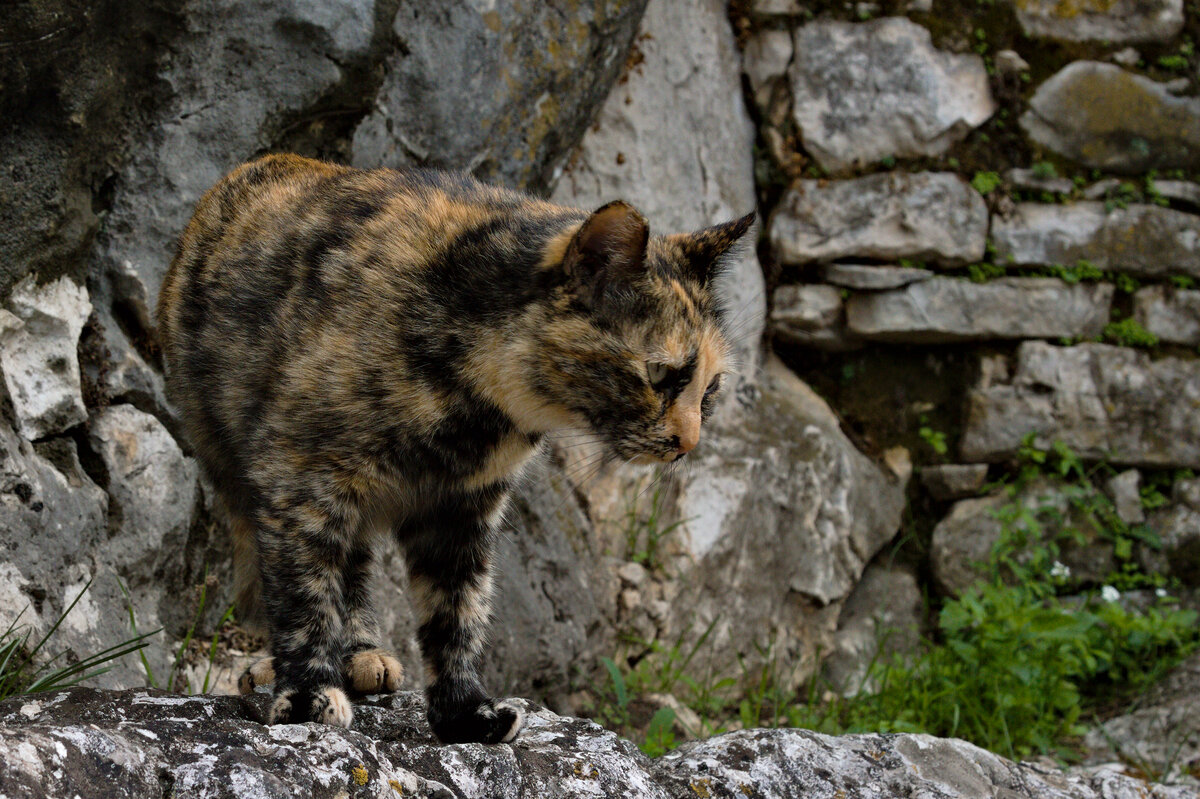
230;513;268;637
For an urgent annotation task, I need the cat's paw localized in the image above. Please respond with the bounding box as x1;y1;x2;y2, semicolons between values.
346;649;404;694
428;698;524;744
238;656;276;695
268;686;354;728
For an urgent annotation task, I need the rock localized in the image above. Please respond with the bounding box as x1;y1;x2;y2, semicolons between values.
1140;479;1200;585
1021;62;1200;174
743;28;793;111
961;342;1200;468
748;0;807;15
770;284;848;349
991;203;1200;279
352;0;648;194
1006;167;1074;195
656;726;1198;799
551;0;765;379
1106;469;1145;525
788;17;994;172
1111;46;1142;66
883;446;913;487
769;173;988;266
617;561;649;588
87;405;199;579
922;463;990;501
1135;285;1200;345
1084;651;1200;785
845;277;1113;343
994;49;1031;75
1154;180;1200;209
1006;0;1183;44
0;276;91;440
822;562;923;695
1081;178;1127;200
930;479;1116;597
7;687;1192;799
822;263;934;290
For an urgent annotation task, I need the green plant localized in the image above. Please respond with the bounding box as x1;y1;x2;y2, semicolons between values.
971;171;1002;195
642;707;677;756
1158;54;1188;70
622;476;689;572
1104;318;1159;348
1;578;157;701
967;261;1006;283
918;425;949;456
1031;161;1058;180
1169;275;1195;289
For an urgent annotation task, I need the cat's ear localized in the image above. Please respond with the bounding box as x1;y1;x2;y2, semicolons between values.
563;201;649;303
673;212;756;285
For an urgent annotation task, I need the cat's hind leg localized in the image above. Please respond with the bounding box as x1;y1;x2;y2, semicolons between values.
399;490;523;744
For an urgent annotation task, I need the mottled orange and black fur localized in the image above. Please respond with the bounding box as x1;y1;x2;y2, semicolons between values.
157;154;752;743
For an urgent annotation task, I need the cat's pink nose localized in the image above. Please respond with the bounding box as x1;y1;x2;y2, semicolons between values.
676;421;700;454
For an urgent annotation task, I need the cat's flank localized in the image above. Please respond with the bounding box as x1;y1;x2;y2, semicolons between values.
156;154;752;743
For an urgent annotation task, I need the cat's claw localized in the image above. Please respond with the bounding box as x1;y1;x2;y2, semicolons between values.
429;698;524;744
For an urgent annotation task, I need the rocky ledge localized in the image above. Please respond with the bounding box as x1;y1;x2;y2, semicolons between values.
0;688;1194;799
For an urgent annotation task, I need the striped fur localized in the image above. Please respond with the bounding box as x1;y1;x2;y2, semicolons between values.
157;154;752;742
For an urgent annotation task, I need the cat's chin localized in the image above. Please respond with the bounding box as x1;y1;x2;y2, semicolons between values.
629;452;676;466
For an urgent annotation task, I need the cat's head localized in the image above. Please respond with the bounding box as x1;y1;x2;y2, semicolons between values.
535;201;755;464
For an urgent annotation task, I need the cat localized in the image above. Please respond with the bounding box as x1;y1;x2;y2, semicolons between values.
156;153;753;743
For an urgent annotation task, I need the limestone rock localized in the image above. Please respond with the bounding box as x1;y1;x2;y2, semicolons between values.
1007;0;1184;44
1154;180;1200;210
961;342;1200;468
931;479;1116;597
770;284;853;350
769;173;987;266
1106;469;1145;525
0;276;91;440
991;203;1200;279
822;263;934;291
788;17;994;172
1006;167;1074;195
551;0;764;379
87;405;199;579
922;463;990;501
845;277;1112;343
822;562;923;695
1134;286;1200;345
1140;479;1200;586
743;28;793;111
1021;62;1200;174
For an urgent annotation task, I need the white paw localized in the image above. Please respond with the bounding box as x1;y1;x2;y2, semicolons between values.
267;689;294;724
495;700;524;743
314;686;354;728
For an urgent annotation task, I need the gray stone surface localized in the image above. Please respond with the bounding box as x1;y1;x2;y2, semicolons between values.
1106;469;1145;525
1021;62;1200;174
991;203;1200;279
961;342;1200;468
0;276;91;440
551;0;764;380
1135;286;1200;345
743;28;794;111
769;173;988;266
1007;0;1183;43
845;277;1113;343
788;17;994;172
930;479;1116;597
1155;180;1200;210
822;562;923;695
1006;167;1074;195
770;284;850;350
922;463;990;501
1140;479;1200;586
353;0;647;194
6;687;1192;799
822;263;934;291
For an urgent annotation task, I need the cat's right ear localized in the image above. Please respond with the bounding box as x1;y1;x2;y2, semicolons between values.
563;201;649;306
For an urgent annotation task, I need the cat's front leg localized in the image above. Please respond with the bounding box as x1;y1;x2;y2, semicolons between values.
399;492;523;744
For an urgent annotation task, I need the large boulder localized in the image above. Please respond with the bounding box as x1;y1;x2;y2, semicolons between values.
845;277;1113;343
991;203;1200;279
352;0;649;195
1021;62;1200;174
788;17;994;172
961;342;1200;468
3;687;1194;799
769;173;988;267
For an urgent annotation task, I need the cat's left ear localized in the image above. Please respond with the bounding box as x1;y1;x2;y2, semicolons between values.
673;212;757;285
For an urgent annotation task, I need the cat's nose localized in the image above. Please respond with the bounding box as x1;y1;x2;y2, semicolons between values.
675;418;700;455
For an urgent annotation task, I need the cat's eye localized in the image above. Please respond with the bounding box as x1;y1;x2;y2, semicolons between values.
705;375;723;396
647;361;672;387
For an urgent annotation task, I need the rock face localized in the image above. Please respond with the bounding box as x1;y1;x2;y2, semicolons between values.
822;264;934;291
991;203;1200;278
1007;0;1184;44
769;173;988;266
550;0;764;372
1134;286;1200;345
788;17;994;172
1140;479;1200;586
961;342;1200;468
921;463;990;501
3;687;1194;799
0;276;91;441
1021;62;1200;173
770;284;853;350
352;0;649;194
845;277;1113;343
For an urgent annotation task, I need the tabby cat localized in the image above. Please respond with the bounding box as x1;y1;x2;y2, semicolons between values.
156;153;752;743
